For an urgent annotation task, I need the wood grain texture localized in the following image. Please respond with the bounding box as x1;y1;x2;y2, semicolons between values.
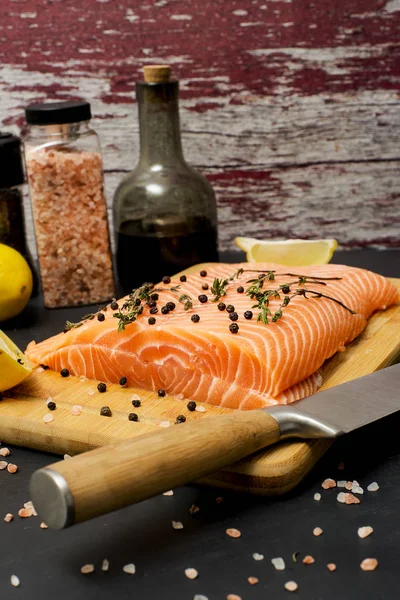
0;0;399;255
1;277;399;496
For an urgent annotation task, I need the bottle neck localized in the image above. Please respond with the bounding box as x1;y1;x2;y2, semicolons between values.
136;81;184;167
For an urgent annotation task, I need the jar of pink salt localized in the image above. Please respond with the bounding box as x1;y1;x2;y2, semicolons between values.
23;100;115;308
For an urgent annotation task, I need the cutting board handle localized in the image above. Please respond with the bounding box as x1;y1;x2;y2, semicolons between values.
30;410;280;529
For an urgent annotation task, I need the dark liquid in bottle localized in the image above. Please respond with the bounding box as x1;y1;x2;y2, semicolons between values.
116;217;218;293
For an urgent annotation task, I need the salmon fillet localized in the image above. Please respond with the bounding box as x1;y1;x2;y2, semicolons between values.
26;263;399;410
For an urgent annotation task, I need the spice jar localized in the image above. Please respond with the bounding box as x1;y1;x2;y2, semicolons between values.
0;132;38;294
23;100;115;308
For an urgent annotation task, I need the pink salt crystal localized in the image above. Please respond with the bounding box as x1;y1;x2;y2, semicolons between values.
43;413;54;423
321;478;336;490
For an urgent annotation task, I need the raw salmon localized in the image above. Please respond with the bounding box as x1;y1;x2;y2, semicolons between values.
26;263;399;410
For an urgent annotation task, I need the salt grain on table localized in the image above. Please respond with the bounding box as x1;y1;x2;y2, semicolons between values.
172;520;184;530
321;478;336;489
358;526;374;539
7;464;18;474
130;394;140;402
271;557;285;570
284;581;298;592
87;390;95;396
367;482;380;492
313;527;323;536
352;484;364;495
337;480;347;487
314;493;321;501
159;420;170;428
360;558;378;571
81;564;95;575
253;553;264;561
10;575;20;587
189;504;200;515
64;454;72;460
194;596;208;600
102;559;109;572
163;490;174;496
226;528;241;538
72;405;83;416
79;375;87;382
24;501;37;515
302;555;315;564
0;461;8;470
123;563;136;574
195;406;206;412
43;413;54;423
185;568;198;579
0;447;10;456
18;508;33;518
40;522;48;529
4;513;13;522
337;492;360;505
248;576;259;585
226;595;242;600
327;563;337;572
344;481;353;490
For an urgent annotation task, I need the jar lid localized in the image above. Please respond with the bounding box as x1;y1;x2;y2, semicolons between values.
25;99;92;126
0;132;25;188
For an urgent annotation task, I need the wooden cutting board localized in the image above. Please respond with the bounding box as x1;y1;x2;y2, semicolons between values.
1;273;399;496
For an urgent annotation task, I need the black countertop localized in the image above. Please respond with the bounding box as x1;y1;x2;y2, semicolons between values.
1;250;400;600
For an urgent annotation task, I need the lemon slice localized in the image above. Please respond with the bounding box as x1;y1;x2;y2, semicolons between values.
0;331;33;392
0;243;33;322
235;237;338;266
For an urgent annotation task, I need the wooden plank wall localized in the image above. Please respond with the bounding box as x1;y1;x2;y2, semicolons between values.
0;0;399;254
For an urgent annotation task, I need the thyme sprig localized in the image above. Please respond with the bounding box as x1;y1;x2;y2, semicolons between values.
63;312;99;333
178;294;193;311
210;277;229;302
243;272;355;324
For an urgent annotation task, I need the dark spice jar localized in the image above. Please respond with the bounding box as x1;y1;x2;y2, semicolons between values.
0;132;38;295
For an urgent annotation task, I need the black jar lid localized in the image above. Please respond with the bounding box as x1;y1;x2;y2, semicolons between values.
25;99;92;126
0;132;25;189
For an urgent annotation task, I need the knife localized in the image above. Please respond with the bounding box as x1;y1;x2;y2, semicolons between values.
30;364;400;529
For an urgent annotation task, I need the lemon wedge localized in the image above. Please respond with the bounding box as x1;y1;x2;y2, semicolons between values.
235;237;338;266
0;331;33;392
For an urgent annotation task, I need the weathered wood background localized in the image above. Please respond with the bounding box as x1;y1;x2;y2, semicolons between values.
1;0;399;253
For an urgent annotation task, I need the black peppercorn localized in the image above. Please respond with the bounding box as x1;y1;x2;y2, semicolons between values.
40;364;50;370
128;412;138;421
135;299;141;306
191;314;200;323
166;302;176;311
148;317;156;325
158;389;166;397
281;285;290;294
162;276;171;284
187;400;196;411
149;306;158;314
200;270;207;277
244;310;253;320
60;368;69;378
202;283;209;290
217;302;226;311
148;301;156;308
97;382;107;393
237;286;244;294
119;376;127;386
229;312;239;322
131;399;141;408
175;414;186;423
161;306;170;315
151;293;159;301
198;294;208;303
97;313;105;322
229;323;239;334
47;401;56;411
110;301;119;310
100;406;112;417
180;275;187;282
226;304;235;313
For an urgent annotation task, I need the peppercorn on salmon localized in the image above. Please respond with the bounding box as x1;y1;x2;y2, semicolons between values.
25;263;400;409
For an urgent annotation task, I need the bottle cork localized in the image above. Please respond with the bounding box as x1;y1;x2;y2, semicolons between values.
143;65;171;84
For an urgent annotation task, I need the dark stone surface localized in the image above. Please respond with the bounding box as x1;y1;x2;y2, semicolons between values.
1;250;399;599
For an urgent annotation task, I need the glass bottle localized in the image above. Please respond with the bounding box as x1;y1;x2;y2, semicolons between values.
0;132;38;295
23;100;115;308
113;65;219;293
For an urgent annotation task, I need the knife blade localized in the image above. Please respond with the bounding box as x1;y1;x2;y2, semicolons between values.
30;364;400;530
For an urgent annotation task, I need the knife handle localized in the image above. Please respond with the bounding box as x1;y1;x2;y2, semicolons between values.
30;411;280;529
